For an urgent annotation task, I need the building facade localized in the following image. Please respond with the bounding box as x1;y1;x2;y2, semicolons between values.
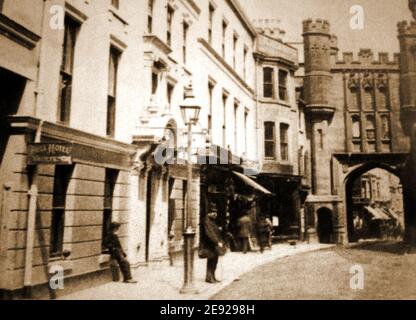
300;19;411;244
252;29;308;240
0;0;288;299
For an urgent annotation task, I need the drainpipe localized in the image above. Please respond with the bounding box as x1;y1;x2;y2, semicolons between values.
23;0;47;297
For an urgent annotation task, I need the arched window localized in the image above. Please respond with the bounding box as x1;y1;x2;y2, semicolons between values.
263;67;274;98
381;115;391;140
366;115;375;141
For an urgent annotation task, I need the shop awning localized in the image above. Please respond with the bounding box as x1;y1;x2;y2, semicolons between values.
232;171;273;195
386;208;399;220
365;206;391;220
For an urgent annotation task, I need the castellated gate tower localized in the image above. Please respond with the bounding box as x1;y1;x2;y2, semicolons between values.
398;18;416;243
302;18;412;244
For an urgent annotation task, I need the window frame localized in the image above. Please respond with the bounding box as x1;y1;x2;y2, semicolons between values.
264;121;276;159
57;16;79;125
263;67;274;99
50;165;73;258
107;46;121;138
278;69;288;101
279;123;289;161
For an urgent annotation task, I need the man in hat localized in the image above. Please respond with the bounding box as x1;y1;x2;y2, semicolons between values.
103;222;137;283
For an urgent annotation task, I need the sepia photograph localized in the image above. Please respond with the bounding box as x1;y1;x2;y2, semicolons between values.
0;0;415;305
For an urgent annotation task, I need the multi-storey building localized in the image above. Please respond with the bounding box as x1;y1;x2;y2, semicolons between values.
0;0;304;299
252;27;308;240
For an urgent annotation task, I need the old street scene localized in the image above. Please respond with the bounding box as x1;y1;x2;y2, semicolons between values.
0;0;416;300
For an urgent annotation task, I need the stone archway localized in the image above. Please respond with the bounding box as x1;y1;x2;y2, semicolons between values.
343;161;405;243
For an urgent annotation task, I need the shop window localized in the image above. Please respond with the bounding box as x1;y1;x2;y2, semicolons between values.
58;16;79;124
264;121;275;159
280;123;289;161
278;69;288;101
102;169;119;252
50;165;73;257
263;67;274;98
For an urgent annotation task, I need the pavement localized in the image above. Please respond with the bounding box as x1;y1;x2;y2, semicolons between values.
59;242;333;300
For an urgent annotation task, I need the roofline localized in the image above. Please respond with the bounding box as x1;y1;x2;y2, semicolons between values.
226;0;257;39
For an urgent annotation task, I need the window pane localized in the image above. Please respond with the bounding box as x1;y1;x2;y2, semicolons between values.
50;165;73;256
263;68;274;98
107;96;116;137
108;48;119;97
264;122;274;140
278;70;288;101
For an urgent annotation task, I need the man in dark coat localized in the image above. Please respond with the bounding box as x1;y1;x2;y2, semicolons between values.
237;213;252;254
103;222;137;283
201;211;224;283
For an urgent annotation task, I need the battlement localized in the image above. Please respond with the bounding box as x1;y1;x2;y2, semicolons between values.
335;49;399;67
303;18;330;34
398;21;416;36
253;18;286;41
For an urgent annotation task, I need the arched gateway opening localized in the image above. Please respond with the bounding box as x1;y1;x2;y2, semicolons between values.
345;164;404;243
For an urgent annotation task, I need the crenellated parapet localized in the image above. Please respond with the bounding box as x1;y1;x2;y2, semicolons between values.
398;20;416;36
333;49;399;70
303;18;330;35
302;19;334;119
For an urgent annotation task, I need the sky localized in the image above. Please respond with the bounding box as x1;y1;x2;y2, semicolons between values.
240;0;412;58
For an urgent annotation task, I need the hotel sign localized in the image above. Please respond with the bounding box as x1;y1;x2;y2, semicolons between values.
28;143;73;165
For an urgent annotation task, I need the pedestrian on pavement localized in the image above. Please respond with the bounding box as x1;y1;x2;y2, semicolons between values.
265;216;273;249
168;231;175;266
200;211;224;283
103;222;137;284
237;212;252;254
256;216;269;253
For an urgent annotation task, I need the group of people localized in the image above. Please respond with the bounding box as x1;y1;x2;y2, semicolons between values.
103;208;275;285
200;208;274;284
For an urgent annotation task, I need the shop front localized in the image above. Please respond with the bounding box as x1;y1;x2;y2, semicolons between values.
199;145;272;252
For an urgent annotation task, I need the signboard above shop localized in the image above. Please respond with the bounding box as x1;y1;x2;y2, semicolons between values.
28;143;73;165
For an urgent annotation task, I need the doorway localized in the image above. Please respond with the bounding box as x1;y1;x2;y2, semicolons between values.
317;208;333;244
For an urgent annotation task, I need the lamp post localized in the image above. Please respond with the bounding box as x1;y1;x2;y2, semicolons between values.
180;85;201;294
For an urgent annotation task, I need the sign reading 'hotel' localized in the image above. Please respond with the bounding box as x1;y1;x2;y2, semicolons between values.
27;143;73;165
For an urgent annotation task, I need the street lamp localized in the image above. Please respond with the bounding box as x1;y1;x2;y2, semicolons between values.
180;84;201;294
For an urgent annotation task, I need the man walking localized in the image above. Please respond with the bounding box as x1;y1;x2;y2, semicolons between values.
104;222;137;284
237;213;252;254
